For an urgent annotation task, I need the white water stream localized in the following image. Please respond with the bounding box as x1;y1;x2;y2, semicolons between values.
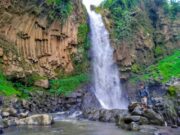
82;0;127;109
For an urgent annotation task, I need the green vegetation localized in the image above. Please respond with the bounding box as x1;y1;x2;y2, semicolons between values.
71;23;90;74
162;0;180;19
0;71;20;96
45;0;73;22
101;0;152;41
168;86;177;96
131;64;142;73
49;16;90;96
154;46;165;58
50;73;89;95
130;50;180;83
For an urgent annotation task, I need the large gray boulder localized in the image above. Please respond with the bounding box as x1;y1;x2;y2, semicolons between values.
1;107;17;118
143;109;164;126
3;114;53;126
17;114;53;125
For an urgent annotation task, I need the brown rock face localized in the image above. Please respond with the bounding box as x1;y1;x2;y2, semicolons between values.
0;47;3;56
34;79;49;89
103;1;180;81
0;0;85;78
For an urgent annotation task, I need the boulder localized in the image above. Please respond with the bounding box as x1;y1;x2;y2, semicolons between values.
130;122;140;131
123;115;141;123
81;90;101;111
18;111;29;118
1;107;17;117
17;114;53;125
139;116;149;125
131;105;143;116
83;108;128;122
143;109;164;126
3;117;18;127
1;112;10;118
3;114;53;126
128;102;140;112
99;109;114;122
34;79;49;89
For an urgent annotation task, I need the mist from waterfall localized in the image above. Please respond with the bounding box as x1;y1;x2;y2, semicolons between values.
83;0;128;109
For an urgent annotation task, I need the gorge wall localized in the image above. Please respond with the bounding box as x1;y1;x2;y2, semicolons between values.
101;0;180;81
0;0;87;78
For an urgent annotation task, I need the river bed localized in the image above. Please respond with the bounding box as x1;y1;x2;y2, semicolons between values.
3;119;147;135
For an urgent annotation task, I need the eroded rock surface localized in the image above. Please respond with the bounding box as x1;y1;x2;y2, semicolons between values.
0;0;86;78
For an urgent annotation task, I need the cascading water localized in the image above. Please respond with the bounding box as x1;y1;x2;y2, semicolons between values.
83;0;127;109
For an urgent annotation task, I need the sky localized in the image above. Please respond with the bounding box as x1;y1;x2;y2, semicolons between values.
82;0;104;7
82;0;104;12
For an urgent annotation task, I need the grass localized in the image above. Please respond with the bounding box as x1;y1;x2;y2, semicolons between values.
50;73;89;96
156;50;180;82
0;71;20;96
130;50;180;83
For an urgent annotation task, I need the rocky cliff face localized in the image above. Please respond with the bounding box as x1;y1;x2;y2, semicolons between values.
0;0;86;78
102;0;180;80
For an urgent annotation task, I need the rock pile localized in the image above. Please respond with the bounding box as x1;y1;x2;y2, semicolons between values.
116;102;165;131
83;108;128;122
9;90;84;114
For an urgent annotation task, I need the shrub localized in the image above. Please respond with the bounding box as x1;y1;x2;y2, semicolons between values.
0;71;20;96
131;64;141;73
45;0;73;23
50;73;89;95
154;46;164;57
168;86;177;96
101;0;147;41
163;0;180;19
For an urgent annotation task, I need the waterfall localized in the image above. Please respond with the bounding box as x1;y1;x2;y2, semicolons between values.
83;0;127;109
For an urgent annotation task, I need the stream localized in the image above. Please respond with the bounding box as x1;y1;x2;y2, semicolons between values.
3;119;144;135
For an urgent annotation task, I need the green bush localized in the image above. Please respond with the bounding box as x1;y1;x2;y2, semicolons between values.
0;71;20;96
154;46;164;57
131;50;180;83
78;24;89;44
45;0;73;23
101;0;148;41
168;86;177;96
131;64;141;73
163;0;180;19
71;23;90;74
50;73;89;95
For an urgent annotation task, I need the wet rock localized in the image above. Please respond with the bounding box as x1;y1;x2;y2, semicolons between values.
143;109;164;126
171;125;178;128
81;90;101;111
139;125;158;135
83;108;128;123
90;110;100;121
131;105;143;115
1;107;17;118
154;131;171;135
18;111;29;118
130;122;140;131
3;117;18;127
1;112;10;118
124;115;141;123
17;114;53;125
139;116;149;125
128;102;140;112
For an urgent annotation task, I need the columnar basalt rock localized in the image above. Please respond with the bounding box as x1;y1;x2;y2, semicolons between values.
0;0;86;78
